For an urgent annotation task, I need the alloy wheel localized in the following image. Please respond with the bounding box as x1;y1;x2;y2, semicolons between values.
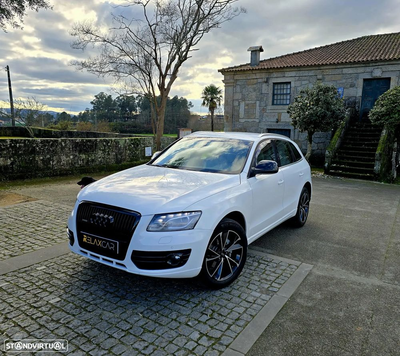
204;229;244;282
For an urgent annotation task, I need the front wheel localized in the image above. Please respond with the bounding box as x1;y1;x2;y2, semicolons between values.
200;218;247;289
291;186;310;227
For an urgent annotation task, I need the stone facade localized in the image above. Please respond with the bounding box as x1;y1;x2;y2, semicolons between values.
221;61;400;162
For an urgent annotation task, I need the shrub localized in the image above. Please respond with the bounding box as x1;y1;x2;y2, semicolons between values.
369;86;400;136
288;82;346;160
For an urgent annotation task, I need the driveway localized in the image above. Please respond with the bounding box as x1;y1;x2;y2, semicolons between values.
249;177;400;356
0;176;309;355
0;175;399;355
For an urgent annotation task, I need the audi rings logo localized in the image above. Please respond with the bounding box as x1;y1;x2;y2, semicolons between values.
90;212;115;227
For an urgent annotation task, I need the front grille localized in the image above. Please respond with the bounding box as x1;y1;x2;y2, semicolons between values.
131;249;191;270
76;202;140;260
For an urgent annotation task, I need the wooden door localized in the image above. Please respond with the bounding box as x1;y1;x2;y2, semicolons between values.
360;78;390;121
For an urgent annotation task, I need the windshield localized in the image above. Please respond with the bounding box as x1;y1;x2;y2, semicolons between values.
150;137;253;174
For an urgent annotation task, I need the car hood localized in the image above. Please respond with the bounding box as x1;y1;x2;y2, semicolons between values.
77;164;241;215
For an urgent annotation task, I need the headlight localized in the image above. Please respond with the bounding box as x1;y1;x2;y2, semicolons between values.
147;211;202;232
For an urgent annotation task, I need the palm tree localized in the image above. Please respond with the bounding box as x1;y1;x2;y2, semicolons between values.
201;84;223;131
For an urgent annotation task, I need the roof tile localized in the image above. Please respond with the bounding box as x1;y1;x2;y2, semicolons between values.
219;33;400;72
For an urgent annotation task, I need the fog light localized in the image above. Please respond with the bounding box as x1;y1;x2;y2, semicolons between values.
166;253;183;267
67;228;75;246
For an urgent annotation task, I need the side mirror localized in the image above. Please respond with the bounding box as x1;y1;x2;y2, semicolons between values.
250;160;279;177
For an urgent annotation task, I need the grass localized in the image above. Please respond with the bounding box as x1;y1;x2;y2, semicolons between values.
311;167;324;173
0;137;28;139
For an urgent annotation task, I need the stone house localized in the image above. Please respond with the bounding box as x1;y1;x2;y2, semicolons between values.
219;33;400;161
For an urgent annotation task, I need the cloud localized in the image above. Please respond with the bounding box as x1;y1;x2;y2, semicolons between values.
0;0;400;115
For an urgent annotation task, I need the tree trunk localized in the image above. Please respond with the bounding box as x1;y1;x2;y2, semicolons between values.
305;132;314;162
155;94;168;151
210;108;214;131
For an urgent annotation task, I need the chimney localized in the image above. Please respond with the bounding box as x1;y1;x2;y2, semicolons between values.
248;46;264;67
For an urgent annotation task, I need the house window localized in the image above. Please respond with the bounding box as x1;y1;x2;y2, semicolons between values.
272;82;291;105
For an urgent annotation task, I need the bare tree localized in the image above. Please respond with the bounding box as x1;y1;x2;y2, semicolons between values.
71;0;245;149
13;97;47;137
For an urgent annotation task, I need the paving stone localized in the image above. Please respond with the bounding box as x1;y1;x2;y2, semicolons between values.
0;201;71;260
0;200;302;355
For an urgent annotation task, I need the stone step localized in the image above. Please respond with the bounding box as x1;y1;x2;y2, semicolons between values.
331;159;375;168
336;151;375;160
340;145;377;153
345;133;381;140
335;153;375;162
330;164;374;175
328;121;381;181
328;170;375;180
341;140;379;147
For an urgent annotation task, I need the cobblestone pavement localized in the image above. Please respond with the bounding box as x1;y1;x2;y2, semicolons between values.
0;199;310;355
1;252;300;355
0;201;72;261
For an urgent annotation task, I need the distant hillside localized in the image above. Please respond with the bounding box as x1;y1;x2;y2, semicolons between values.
0;108;58;117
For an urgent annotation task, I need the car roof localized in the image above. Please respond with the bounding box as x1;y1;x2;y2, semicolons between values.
187;131;291;142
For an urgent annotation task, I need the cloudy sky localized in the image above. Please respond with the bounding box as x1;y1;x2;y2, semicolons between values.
1;0;400;115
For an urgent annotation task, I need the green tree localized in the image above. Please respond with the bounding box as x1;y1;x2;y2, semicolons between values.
56;111;72;123
369;86;400;136
90;92;117;122
201;84;223;131
164;96;193;133
57;121;72;130
115;95;137;121
137;94;192;134
77;109;92;122
37;112;54;127
288;83;346;161
71;0;245;150
1;0;51;31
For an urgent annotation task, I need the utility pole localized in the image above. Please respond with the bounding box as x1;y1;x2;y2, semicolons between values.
6;65;15;127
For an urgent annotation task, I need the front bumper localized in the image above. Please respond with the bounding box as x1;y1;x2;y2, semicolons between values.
67;202;211;279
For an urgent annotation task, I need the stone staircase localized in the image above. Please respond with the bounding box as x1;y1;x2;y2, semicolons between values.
329;121;382;180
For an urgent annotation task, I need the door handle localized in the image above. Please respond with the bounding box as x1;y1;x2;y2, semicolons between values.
278;179;284;185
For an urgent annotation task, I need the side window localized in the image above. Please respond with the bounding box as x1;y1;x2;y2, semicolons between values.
254;140;277;165
289;142;303;162
275;140;294;167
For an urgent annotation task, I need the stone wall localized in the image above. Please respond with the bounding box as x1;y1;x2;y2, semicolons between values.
0;137;176;180
221;60;400;163
0;126;135;138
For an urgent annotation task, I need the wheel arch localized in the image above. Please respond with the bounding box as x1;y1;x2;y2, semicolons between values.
304;181;312;198
221;211;246;234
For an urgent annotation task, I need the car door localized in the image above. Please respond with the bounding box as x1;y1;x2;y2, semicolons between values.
274;139;305;216
247;139;285;240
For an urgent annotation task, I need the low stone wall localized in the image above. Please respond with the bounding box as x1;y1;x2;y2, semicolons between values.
0;126;135;139
0;137;176;180
296;131;332;166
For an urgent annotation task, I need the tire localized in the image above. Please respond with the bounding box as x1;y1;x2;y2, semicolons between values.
200;218;247;289
291;186;310;228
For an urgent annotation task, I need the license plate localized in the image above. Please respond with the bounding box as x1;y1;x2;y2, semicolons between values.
81;232;119;255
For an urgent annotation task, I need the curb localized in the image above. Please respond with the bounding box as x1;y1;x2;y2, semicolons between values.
222;248;313;356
